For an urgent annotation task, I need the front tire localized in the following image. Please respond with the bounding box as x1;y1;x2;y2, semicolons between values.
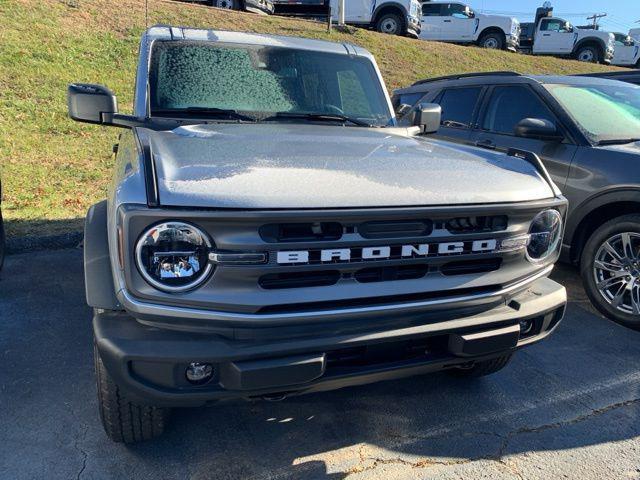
95;344;170;443
575;45;602;63
581;215;640;330
448;353;513;378
375;13;404;36
478;31;505;50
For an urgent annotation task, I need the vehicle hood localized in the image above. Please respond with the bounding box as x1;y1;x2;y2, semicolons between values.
597;140;640;154
142;123;554;209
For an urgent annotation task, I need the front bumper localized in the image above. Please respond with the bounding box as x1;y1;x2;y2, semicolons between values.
506;34;520;52
406;15;420;37
95;276;566;407
245;0;274;14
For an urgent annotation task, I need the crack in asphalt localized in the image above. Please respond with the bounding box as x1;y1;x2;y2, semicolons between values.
74;424;88;480
345;397;640;478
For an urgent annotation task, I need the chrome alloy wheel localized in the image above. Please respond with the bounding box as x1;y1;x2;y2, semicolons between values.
593;232;640;315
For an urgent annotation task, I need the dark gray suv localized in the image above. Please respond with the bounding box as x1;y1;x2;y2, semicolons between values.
393;72;640;329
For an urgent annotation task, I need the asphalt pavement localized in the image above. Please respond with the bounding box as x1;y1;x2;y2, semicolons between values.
1;248;639;480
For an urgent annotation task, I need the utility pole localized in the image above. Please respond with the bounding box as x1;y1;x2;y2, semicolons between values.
586;12;607;29
338;0;345;26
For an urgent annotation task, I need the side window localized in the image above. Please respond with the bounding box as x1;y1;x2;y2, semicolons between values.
436;87;482;128
540;19;564;32
444;3;467;17
399;92;426;107
422;4;441;16
482;85;556;135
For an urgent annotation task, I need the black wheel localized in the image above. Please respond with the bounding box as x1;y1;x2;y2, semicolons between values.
478;32;504;50
580;215;640;330
575;45;602;63
94;344;170;443
212;0;238;9
375;12;404;36
448;353;513;378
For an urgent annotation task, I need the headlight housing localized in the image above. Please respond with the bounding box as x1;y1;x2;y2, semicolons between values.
135;221;212;292
526;210;563;263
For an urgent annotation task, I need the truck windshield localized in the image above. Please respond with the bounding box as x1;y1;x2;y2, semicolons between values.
148;41;393;127
544;83;640;144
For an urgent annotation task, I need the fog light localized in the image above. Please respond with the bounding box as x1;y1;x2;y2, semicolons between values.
186;362;213;385
519;319;533;335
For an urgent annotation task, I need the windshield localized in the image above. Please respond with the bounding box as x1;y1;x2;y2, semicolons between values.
148;41;393;127
544;82;640;144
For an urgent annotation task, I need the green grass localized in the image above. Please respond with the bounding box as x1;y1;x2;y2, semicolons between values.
0;0;624;239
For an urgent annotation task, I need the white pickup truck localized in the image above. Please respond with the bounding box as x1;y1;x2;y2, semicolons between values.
330;0;421;36
612;32;640;67
519;7;614;64
419;1;520;51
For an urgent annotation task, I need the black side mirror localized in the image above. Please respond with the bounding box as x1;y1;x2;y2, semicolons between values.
515;118;563;141
414;103;442;134
67;84;118;124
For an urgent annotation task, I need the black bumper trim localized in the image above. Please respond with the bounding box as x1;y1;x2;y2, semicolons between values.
95;277;566;407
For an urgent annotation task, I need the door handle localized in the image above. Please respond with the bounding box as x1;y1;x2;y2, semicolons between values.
542;33;551;36
475;139;496;150
444;19;452;22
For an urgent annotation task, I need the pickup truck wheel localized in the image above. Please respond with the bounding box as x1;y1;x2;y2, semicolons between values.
575;45;601;63
94;344;170;443
580;215;640;330
376;13;404;35
212;0;237;9
449;353;513;378
479;32;504;50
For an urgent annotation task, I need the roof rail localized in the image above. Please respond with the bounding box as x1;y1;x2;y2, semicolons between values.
412;71;521;87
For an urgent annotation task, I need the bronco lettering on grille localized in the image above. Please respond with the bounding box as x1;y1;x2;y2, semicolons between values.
276;240;498;265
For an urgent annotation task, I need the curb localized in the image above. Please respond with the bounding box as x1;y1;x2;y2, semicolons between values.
6;231;84;254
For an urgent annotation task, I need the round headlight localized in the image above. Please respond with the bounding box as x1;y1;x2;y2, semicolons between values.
135;221;212;292
526;210;563;263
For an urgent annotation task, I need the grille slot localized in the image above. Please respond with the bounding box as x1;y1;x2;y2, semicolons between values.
354;264;429;283
441;258;502;276
259;270;340;289
257;285;500;314
445;216;507;234
359;220;433;239
260;222;342;243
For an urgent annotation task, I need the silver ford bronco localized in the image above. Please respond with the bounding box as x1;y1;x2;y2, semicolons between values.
68;26;567;442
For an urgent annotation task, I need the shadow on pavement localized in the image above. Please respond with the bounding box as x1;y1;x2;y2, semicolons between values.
1;250;639;479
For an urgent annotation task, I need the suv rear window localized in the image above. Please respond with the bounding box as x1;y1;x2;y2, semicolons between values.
436;87;482;128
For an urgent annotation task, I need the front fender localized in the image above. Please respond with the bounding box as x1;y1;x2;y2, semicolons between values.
564;186;640;258
85;200;120;310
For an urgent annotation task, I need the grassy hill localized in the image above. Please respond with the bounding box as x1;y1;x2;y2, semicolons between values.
0;0;624;239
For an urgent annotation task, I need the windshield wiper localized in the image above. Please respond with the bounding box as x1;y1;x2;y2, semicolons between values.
152;107;256;122
596;138;640;146
267;112;374;127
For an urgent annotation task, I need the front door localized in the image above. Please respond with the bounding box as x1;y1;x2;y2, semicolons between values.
534;18;576;54
440;3;474;41
470;84;576;189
